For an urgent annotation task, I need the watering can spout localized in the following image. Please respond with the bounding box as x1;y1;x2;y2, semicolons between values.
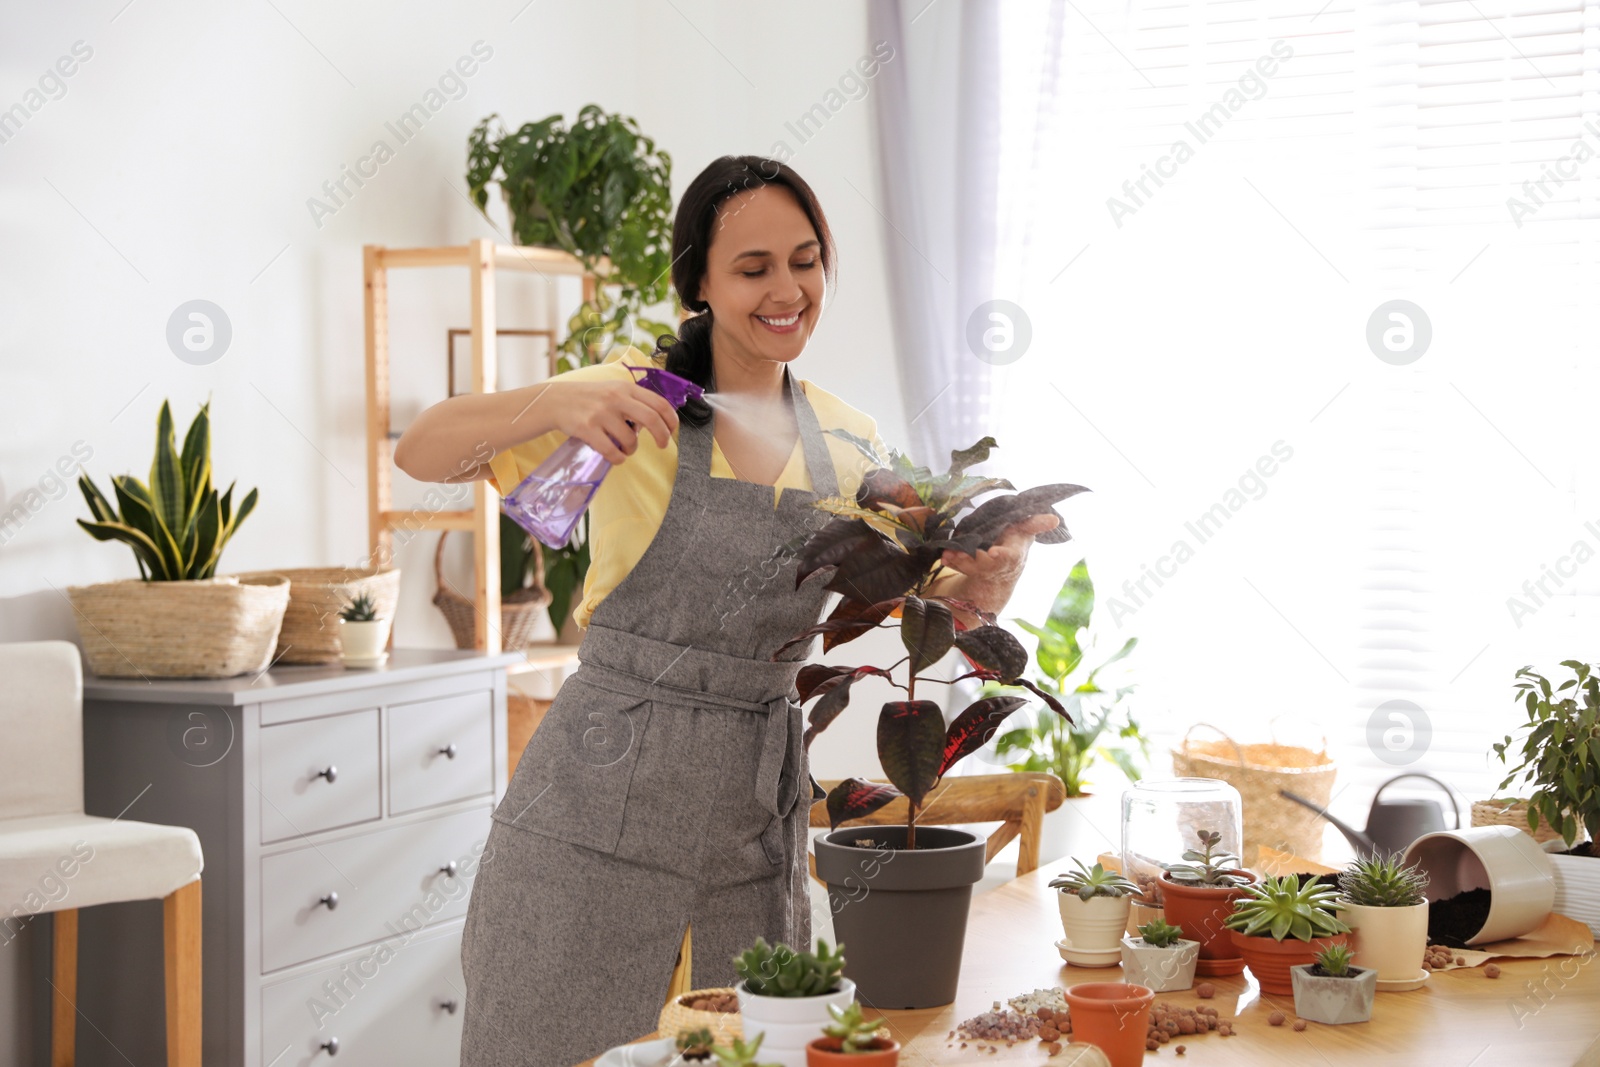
1280;789;1378;855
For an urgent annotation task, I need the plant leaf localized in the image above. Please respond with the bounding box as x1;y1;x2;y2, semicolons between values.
899;595;955;675
876;700;946;807
954;625;1029;682
939;694;1030;776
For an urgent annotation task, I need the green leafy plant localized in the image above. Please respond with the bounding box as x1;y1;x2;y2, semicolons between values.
1338;850;1429;908
733;937;845;998
820;1001;890;1053
709;1032;781;1067
775;435;1084;849
1224;872;1351;942
339;592;379;623
1162;830;1251;888
1135;918;1186;948
1048;859;1141;902
979;558;1148;797
77;399;258;581
1313;942;1355;977
675;1028;716;1061
1493;661;1600;849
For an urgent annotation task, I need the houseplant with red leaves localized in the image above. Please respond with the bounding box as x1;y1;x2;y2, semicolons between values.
771;432;1084;1009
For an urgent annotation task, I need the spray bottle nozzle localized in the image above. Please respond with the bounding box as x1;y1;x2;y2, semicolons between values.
628;365;705;408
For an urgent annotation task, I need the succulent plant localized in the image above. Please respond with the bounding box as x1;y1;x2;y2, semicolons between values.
709;1032;781;1067
340;592;379;622
1314;942;1355;977
1048;859;1141;901
1338;850;1429;909
1136;918;1185;948
733;937;845;998
675;1027;715;1060
1225;872;1351;942
1162;830;1252;888
821;1000;890;1053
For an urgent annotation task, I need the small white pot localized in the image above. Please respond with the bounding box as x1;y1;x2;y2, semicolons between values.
1119;936;1199;992
735;976;856;1067
1056;893;1133;967
1549;851;1600;937
338;617;392;665
1290;963;1376;1024
1339;900;1428;983
1403;825;1555;944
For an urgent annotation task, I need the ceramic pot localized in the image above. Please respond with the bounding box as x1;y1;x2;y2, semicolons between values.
338;617;392;665
1549;850;1600;938
1290;963;1377;1024
1056;893;1134;967
1118;936;1199;992
805;1035;900;1067
1157;871;1257;976
736;977;857;1067
812;826;986;1009
1229;931;1349;997
1060;982;1153;1067
1403;825;1555;944
1339;900;1428;983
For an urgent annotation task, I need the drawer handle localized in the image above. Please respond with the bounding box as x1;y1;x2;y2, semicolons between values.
319;892;340;911
315;765;338;784
441;998;459;1015
439;861;459;878
438;743;458;760
321;1037;340;1056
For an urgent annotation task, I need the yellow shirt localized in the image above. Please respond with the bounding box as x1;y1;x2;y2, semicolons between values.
488;345;941;631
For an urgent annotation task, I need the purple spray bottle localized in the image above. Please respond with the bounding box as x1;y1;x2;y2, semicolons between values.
501;365;705;548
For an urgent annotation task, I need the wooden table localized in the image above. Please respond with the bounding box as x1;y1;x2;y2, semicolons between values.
584;853;1600;1067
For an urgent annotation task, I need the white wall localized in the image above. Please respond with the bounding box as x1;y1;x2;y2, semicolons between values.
0;2;916;1059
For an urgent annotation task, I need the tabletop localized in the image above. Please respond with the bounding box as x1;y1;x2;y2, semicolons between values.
583;852;1600;1067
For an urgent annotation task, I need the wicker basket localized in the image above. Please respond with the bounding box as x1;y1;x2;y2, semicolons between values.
234;567;400;664
66;574;291;679
432;531;552;650
1471;798;1569;844
1171;724;1337;865
658;987;742;1047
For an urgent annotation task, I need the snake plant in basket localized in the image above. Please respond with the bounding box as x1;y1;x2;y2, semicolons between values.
773;433;1083;1009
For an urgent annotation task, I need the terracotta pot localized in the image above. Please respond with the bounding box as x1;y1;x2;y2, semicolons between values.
1229;930;1349;997
806;1035;901;1067
1060;982;1153;1067
1157;871;1257;977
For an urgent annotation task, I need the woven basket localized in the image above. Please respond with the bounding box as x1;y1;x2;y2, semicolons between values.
1171;724;1337;865
1472;798;1569;844
432;531;552;650
234;567;400;664
66;574;291;679
658;987;742;1047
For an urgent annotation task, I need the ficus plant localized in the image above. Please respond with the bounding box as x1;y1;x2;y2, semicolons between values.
1494;661;1600;850
770;433;1086;849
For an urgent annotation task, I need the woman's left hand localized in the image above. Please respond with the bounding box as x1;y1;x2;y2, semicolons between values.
936;512;1062;612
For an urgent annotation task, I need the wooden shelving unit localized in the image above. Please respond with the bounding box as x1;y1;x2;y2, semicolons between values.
362;237;605;664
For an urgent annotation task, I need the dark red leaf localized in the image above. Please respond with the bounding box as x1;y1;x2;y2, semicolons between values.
826;777;903;829
953;625;1028;682
876;700;947;808
899;595;955;675
953;483;1091;546
939;695;1031;776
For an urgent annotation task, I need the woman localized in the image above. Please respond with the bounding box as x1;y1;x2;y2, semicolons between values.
395;156;1057;1067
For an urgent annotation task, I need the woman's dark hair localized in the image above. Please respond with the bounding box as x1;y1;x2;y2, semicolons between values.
649;156;837;427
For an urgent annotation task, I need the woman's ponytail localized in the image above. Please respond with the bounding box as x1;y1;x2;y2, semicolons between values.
650;310;715;428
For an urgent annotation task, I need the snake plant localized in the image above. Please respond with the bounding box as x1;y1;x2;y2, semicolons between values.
77;399;258;581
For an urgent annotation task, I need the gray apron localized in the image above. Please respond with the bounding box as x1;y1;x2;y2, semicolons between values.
460;364;839;1067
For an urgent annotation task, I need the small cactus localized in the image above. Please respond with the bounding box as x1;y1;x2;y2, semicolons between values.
675;1028;715;1060
733;937;845;998
821;1001;889;1053
340;591;379;622
1337;851;1429;909
1314;942;1355;977
710;1032;781;1067
1136;918;1185;948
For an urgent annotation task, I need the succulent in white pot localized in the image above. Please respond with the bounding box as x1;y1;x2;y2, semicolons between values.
1049;859;1140;967
1119;917;1199;992
733;937;855;1067
1336;850;1430;987
338;592;391;667
1291;943;1377;1024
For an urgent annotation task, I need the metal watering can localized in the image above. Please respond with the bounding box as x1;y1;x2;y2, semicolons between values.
1280;773;1461;858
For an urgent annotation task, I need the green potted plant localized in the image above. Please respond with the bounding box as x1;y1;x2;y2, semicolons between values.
805;1001;898;1067
1494;661;1600;936
1224;872;1351;996
676;1027;718;1062
732;937;854;1067
777;434;1081;1008
1290;942;1376;1025
1336;850;1430;987
976;558;1149;866
1047;859;1141;966
710;1032;783;1067
1157;829;1257;978
1119;917;1199;993
337;591;391;667
70;399;288;678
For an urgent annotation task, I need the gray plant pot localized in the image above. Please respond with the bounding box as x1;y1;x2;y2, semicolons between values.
1290;963;1377;1024
1119;936;1199;992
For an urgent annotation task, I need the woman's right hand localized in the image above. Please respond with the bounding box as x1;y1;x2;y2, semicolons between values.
550;378;681;465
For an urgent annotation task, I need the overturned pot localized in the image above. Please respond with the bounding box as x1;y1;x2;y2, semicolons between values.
813;825;986;1010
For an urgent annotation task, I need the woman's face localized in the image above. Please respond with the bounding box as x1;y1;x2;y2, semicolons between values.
699;183;825;369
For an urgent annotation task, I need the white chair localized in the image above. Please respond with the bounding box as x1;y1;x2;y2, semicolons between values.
0;640;203;1066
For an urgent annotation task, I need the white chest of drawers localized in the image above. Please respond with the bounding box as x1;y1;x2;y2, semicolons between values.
72;649;518;1067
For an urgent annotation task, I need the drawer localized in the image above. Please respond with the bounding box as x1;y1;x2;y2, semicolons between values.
261;920;466;1067
260;804;490;973
259;708;380;844
388;690;494;815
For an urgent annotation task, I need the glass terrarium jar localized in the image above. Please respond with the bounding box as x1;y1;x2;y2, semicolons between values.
1121;778;1244;906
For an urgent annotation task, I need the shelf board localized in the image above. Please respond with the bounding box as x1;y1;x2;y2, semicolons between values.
378;509;475;531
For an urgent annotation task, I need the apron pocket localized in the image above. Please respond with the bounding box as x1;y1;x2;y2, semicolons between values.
490;681;652;855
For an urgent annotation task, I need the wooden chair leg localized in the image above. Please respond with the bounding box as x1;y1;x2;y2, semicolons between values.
51;908;77;1067
163;879;202;1067
1017;784;1046;877
664;921;693;1006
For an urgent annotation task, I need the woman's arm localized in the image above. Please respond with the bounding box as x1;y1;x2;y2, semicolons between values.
394;382;560;484
926;513;1063;629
